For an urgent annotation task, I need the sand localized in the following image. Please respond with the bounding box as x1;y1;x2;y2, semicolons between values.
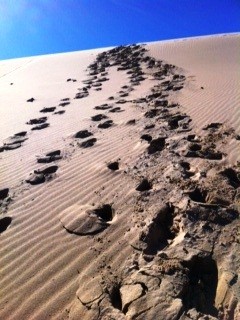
0;33;239;320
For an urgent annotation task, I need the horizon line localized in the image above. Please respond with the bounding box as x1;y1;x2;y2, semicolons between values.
1;31;239;62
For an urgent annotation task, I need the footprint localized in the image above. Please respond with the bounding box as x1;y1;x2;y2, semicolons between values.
34;165;58;175
80;138;97;148
136;179;152;192
54;110;65;115
186;134;199;142
37;150;62;163
91;114;108;122
0;217;12;234
168;114;188;130
116;99;127;104
0;188;9;201
59;102;70;107
127;119;136;125
109;107;122;113
27;117;47;125
40;107;56;113
185;144;223;160
94;104;112;110
107;161;119;171
98;120;113;129
141;134;152;142
1;133;28;152
67;78;77;82
148;137;166;154
179;161;195;178
2;143;21;151
75;130;93;139
26;173;45;185
26;165;58;185
97;77;109;82
144;124;155;129
60;204;114;236
31;123;49;130
92;82;102;87
27;98;35;102
203;123;222;131
75;92;89;99
119;92;129;97
14;131;27;137
144;109;160;118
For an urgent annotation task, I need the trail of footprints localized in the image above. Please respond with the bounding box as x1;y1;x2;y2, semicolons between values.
1;44;239;319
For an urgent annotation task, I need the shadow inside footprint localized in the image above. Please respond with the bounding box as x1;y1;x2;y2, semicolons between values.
91;114;108;121
60;204;114;236
0;188;9;201
31;123;49;130
75;130;93;139
98;120;113;129
26;174;45;185
203;123;222;130
26;166;58;185
37;150;62;163
94;104;112;110
14;131;27;137
27;117;47;125
148;137;166;154
80;138;97;148
136;179;152;191
54;110;65;115
34;165;58;175
59;102;70;107
141;134;152;142
107;162;119;171
109;107;122;113
40;107;56;113
0;217;12;233
27;98;35;102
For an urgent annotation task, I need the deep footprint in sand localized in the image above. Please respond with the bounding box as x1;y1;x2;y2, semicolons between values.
31;123;50;130
59;102;70;107
109;107;123;113
27;117;47;125
26;165;58;185
98;120;113;129
40;107;56;113
0;132;28;152
141;134;152;142
107;161;119;171
37;150;62;163
147;137;166;154
0;188;9;201
0;217;12;234
27;97;35;102
60;204;114;236
136;178;152;191
94;104;112;110
54;110;65;115
91;114;108;122
75;130;93;139
79;138;97;148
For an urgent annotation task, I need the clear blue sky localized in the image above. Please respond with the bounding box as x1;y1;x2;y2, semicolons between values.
0;0;239;60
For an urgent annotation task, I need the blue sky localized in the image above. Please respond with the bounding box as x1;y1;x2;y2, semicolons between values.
0;0;239;60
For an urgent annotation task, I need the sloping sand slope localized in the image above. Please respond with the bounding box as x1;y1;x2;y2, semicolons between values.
0;34;239;320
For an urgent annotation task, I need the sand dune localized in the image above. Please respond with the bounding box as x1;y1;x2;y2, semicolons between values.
0;34;239;320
